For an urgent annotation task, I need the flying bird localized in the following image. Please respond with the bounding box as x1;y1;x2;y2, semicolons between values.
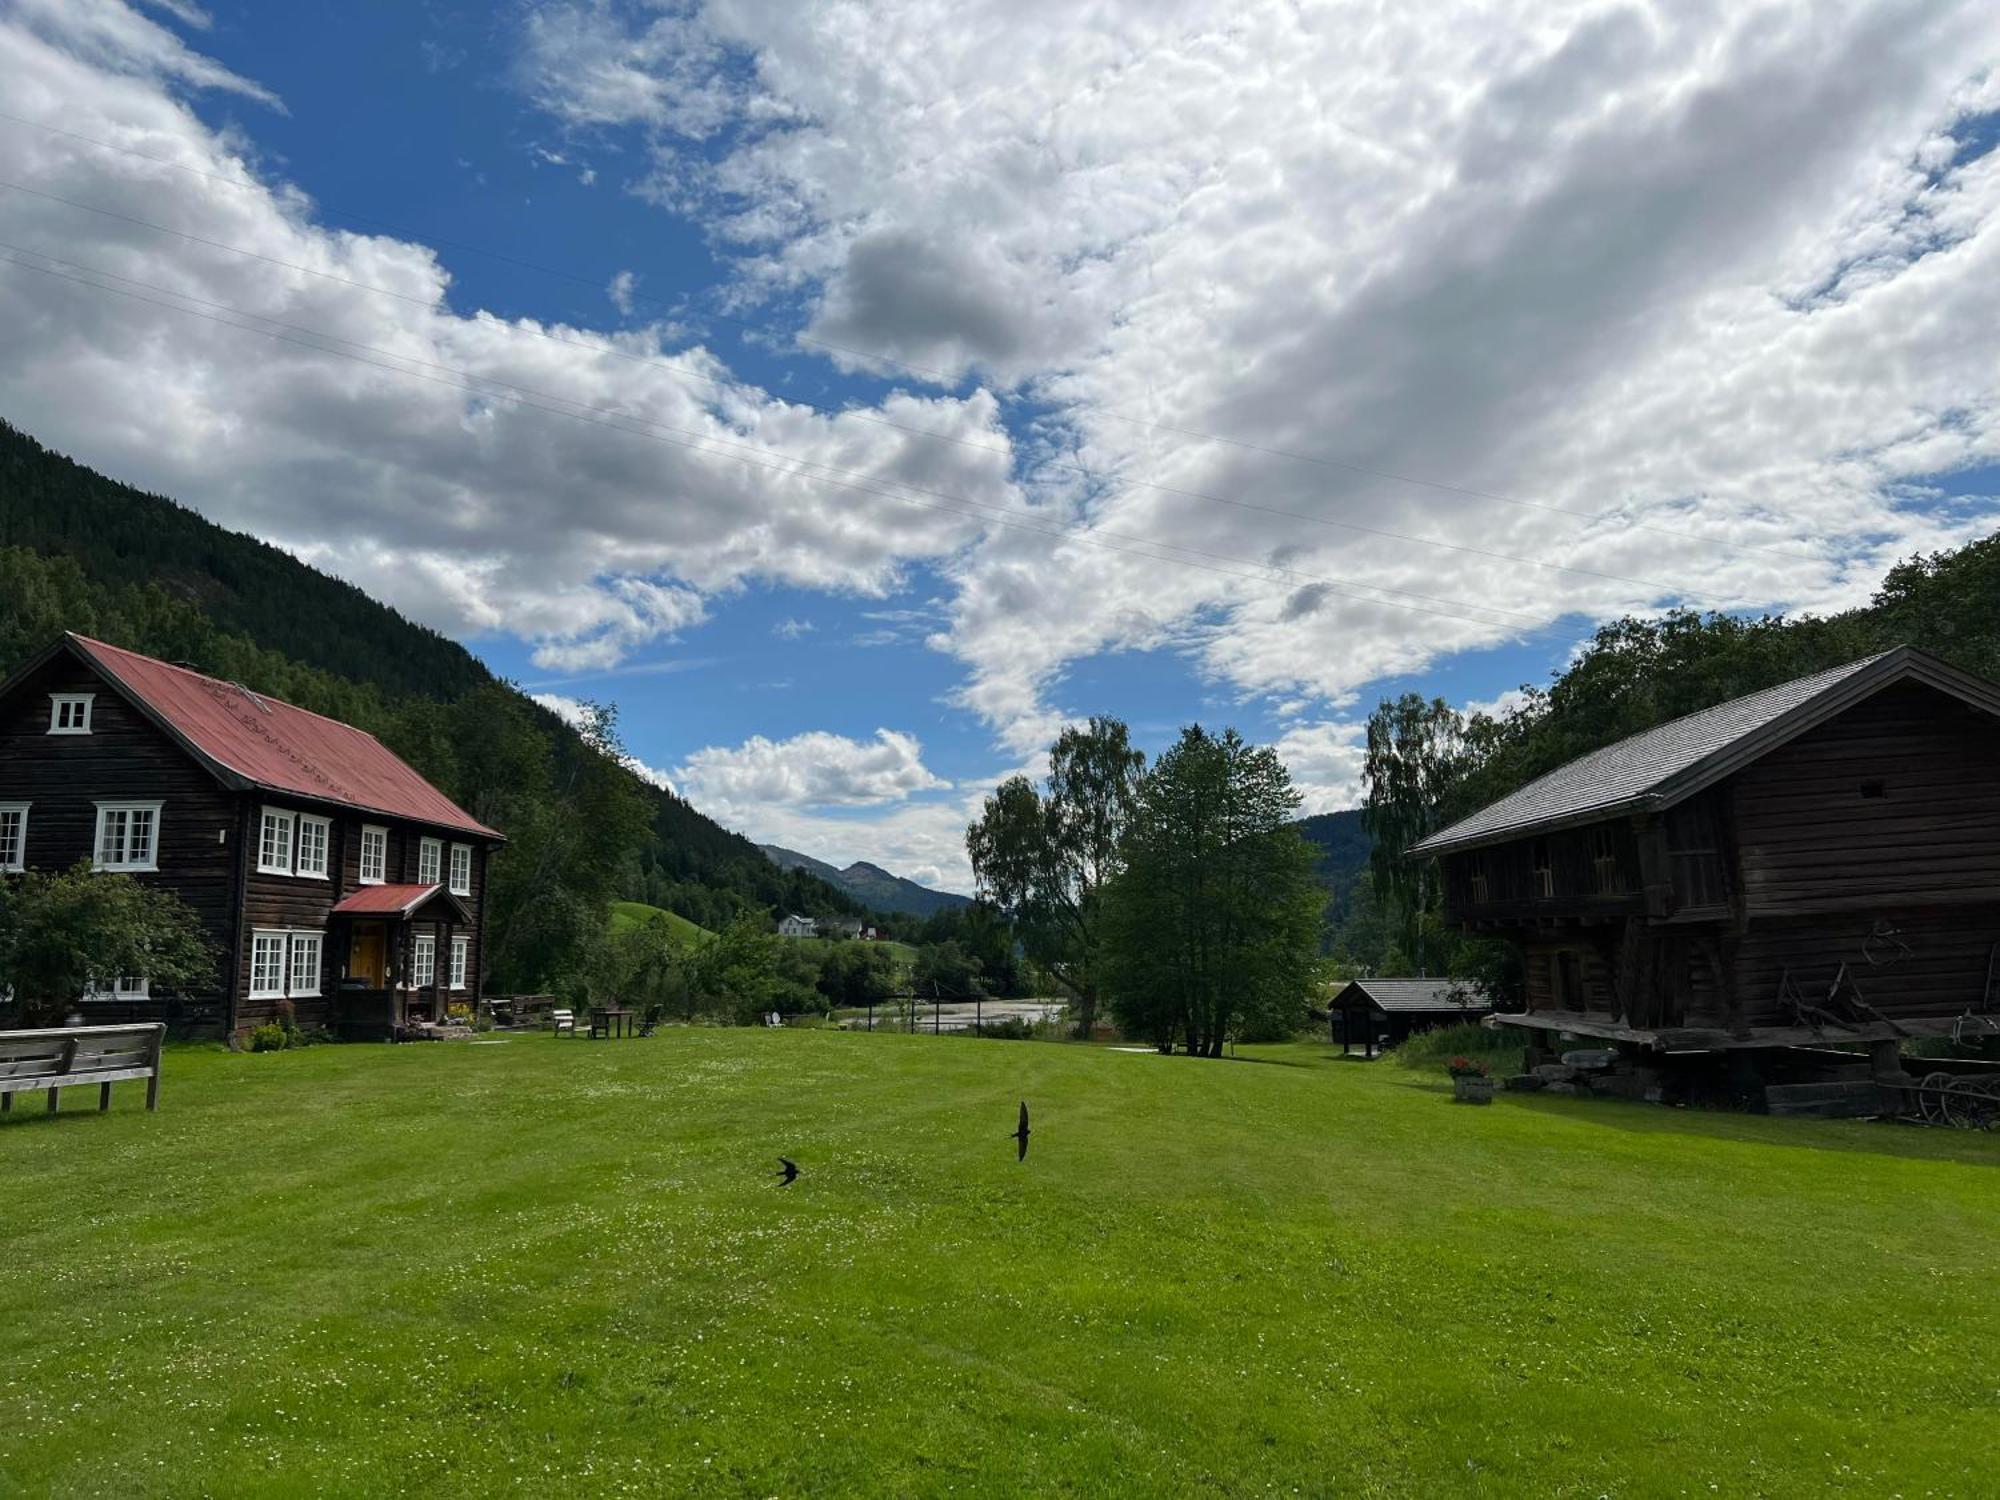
775;1156;799;1186
1011;1101;1031;1162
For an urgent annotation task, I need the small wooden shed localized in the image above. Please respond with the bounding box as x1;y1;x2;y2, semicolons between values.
1333;978;1493;1057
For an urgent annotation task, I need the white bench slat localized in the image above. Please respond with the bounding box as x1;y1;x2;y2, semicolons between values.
0;1065;162;1092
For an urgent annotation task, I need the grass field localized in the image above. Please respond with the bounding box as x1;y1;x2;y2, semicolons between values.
609;899;712;945
3;1033;1995;1497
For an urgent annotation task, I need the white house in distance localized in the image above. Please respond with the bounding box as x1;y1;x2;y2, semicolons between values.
778;913;817;939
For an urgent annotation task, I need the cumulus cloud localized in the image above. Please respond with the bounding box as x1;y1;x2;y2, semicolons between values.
0;3;1023;676
676;728;949;809
519;0;2000;753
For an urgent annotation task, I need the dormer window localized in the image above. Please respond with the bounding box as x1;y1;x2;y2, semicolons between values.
48;693;94;734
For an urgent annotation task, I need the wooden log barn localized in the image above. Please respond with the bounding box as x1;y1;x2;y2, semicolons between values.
1410;647;2000;1074
1332;977;1493;1058
0;633;504;1040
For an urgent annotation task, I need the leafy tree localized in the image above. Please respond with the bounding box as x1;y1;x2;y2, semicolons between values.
966;716;1143;1033
679;915;819;1023
0;863;217;1025
1100;727;1325;1055
817;942;898;1010
913;940;985;998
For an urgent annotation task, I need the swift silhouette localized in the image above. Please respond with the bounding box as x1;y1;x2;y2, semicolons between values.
1011;1101;1031;1162
775;1156;799;1186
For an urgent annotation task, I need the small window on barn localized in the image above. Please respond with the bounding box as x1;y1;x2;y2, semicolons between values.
1531;838;1554;898
47;693;94;735
1591;826;1623;895
1466;853;1490;905
1859;780;1887;799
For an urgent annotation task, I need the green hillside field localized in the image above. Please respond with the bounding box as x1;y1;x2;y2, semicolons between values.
608;899;712;946
1;1032;1993;1496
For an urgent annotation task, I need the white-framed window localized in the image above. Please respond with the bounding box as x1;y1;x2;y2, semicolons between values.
411;933;437;989
295;814;330;880
258;806;294;875
94;801;162;872
418;837;442;886
288;931;324;998
449;935;469;991
249;930;288;998
83;976;149;1002
259;807;331;878
448;843;472;896
251;927;324;1000
0;802;27;872
47;693;94;734
358;825;387;885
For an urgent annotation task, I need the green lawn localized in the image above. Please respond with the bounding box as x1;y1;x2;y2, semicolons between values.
608;899;711;945
2;1034;1994;1496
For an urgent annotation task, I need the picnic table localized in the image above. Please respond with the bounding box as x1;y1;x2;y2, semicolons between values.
590;1007;636;1040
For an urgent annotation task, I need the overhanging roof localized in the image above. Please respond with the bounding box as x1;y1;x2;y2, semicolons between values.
1410;647;2000;857
330;884;472;923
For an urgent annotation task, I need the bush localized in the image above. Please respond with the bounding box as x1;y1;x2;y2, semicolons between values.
247;1023;288;1053
1392;1022;1516;1072
980;1016;1035;1040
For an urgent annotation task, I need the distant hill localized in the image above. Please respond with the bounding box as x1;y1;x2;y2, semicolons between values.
1292;808;1373;925
609;901;711;945
758;844;972;917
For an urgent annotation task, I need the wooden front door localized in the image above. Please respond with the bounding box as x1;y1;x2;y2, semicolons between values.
348;923;388;988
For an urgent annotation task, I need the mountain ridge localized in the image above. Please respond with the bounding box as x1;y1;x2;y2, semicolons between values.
758;843;972;917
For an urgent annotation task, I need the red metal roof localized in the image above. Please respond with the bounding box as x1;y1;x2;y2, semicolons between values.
70;635;502;839
331;884;451;918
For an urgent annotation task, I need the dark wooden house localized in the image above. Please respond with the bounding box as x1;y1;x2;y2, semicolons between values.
1332;977;1493;1057
0;633;503;1038
1411;647;2000;1057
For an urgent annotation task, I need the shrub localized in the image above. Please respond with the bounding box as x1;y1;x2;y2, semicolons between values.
445;1002;473;1026
1393;1021;1515;1072
247;1023;288;1053
980;1016;1035;1040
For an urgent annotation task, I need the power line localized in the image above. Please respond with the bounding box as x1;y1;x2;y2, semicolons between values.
0;179;1743;606
0;244;1576;641
0;109;1833;569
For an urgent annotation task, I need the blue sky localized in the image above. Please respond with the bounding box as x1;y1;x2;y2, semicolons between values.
2;1;1997;889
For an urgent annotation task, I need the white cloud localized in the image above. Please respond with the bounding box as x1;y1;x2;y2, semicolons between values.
517;0;2000;751
0;4;1025;679
771;616;814;639
1272;720;1368;817
676;727;950;808
606;267;637;314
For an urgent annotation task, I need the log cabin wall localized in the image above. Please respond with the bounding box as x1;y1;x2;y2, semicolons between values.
0;655;238;1027
1729;682;2000;916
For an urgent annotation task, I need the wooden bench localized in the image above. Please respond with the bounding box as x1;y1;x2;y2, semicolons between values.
0;1024;165;1117
550;1009;577;1036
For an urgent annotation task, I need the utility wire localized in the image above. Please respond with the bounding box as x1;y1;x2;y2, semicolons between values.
0;179;1743;605
0;243;1575;640
0;109;1832;569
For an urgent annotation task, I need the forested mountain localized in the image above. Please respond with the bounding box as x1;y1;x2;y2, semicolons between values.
759;843;972;916
0;420;880;985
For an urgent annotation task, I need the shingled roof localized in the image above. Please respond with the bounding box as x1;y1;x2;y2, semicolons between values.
51;634;501;839
1411;646;2000;857
1337;977;1492;1014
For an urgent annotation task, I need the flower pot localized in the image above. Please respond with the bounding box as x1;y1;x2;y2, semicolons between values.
1453;1075;1497;1104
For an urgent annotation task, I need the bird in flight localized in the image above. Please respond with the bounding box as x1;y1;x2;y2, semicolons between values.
775;1156;799;1186
1011;1101;1031;1162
